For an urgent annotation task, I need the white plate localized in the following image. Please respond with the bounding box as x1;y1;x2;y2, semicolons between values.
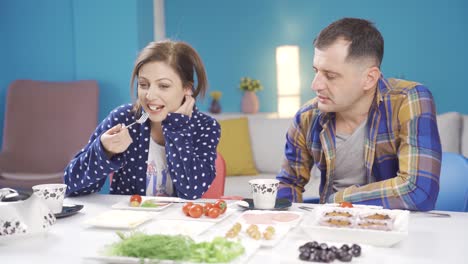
323;203;383;209
85;236;260;264
225;210;304;247
301;206;409;247
0;231;48;245
224;222;291;248
84;210;156;229
238;210;304;226
141;219;215;237
159;207;236;223
112;199;173;212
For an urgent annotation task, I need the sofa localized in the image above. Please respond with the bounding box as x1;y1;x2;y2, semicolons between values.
212;112;468;199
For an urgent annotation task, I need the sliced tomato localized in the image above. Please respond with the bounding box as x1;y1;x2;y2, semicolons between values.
207;207;221;218
214;199;227;214
339;201;353;208
203;203;214;216
189;204;203;218
130;194;142;203
182;202;194;216
129;195;142;207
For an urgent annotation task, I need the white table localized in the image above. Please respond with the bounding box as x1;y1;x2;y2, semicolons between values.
1;194;467;263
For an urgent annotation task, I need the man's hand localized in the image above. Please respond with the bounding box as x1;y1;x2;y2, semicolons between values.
100;124;133;158
175;95;195;118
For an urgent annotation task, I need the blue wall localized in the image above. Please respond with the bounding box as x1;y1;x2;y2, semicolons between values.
165;0;468;115
1;0;467;150
0;0;154;149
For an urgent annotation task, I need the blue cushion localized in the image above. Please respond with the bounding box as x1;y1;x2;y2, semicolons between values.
435;152;468;212
303;197;320;204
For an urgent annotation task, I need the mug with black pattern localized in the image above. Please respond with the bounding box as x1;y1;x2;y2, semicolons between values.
249;179;279;209
32;184;67;214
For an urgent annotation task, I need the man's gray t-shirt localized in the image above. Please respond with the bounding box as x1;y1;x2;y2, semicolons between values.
333;120;374;192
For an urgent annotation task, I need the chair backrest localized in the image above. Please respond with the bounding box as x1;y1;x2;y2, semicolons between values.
435;152;468;212
1;80;99;173
202;152;226;199
103;153;227;198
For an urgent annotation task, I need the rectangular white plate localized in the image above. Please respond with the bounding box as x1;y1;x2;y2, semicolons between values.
301;206;409;247
141;219;215;237
84;210;156;229
159;207;236;223
225;210;304;247
85;236;260;264
112;198;173;212
237;210;304;227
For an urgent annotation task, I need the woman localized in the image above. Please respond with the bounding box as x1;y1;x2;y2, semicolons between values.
64;40;220;200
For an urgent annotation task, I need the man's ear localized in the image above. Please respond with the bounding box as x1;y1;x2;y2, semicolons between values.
363;66;381;91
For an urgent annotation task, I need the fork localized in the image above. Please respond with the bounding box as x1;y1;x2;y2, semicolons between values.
298;206;315;212
414;211;451;218
126;112;149;129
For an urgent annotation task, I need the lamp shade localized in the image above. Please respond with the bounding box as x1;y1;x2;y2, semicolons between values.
276;46;300;117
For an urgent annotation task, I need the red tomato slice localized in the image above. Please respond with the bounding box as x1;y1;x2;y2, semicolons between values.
207;207;221;218
130;194;142;203
203;203;214;216
189;204;203;218
182;202;194;216
214;200;227;214
339;201;353;208
129;195;142;207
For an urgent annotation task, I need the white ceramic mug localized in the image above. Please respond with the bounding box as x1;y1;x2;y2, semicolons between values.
32;184;67;214
249;179;279;209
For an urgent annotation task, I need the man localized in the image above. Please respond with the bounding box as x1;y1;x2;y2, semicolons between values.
276;18;441;211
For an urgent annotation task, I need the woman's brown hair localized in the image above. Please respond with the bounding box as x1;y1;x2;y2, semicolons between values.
130;40;208;114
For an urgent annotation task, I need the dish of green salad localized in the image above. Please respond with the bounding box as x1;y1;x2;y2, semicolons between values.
99;232;247;263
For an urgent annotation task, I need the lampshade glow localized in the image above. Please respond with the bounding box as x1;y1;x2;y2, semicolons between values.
276;46;300;117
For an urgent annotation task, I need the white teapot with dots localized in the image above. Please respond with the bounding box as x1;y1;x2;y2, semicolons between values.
0;189;56;242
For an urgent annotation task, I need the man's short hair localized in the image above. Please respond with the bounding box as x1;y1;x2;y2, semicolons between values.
314;18;384;67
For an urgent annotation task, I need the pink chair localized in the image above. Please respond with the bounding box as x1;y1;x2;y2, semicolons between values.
202;152;226;199
0;80;99;189
106;152;227;199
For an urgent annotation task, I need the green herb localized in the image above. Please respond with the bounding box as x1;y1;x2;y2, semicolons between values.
188;237;245;263
107;232;193;260
107;233;245;263
140;200;161;208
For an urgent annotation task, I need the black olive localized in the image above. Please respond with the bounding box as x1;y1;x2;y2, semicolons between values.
305;241;316;248
351;248;361;257
311;253;321;262
299;251;311;261
310;241;320;249
328;246;338;253
319;250;329;262
340;244;350;251
351;244;361;251
299;245;310;253
327;251;336;262
338;251;353;262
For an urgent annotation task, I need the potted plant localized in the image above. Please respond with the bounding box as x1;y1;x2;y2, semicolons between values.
209;91;222;114
239;77;263;114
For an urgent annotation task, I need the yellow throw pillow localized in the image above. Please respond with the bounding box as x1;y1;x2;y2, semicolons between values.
217;117;258;176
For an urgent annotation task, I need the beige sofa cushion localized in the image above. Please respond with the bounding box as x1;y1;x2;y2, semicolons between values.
437;112;462;153
248;117;291;173
224;172;320;198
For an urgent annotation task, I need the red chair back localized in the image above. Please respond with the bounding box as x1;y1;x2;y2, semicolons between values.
202;152;226;199
107;153;226;199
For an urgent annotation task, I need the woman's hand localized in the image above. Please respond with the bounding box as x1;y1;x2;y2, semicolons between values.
175;95;195;118
100;124;133;158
